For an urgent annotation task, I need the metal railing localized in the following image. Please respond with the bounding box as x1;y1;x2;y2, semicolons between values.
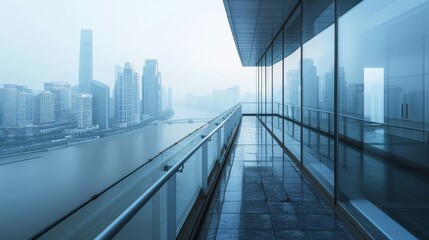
255;101;429;142
95;104;242;240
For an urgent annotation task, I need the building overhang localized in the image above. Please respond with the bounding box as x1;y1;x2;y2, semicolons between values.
223;0;299;67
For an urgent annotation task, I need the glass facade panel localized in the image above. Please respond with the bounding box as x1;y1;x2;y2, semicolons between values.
283;48;301;160
338;1;429;238
266;48;273;128
302;18;335;193
261;57;267;122
273;34;283;140
230;0;429;238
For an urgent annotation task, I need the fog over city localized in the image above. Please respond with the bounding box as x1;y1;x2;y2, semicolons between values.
0;0;255;101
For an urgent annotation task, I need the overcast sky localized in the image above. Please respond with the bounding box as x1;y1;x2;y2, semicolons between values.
0;0;255;100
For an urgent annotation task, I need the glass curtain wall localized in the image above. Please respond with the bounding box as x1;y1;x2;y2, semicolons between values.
338;0;429;239
261;56;267;122
256;0;429;238
283;6;302;161
302;0;335;194
273;32;283;140
266;48;273;128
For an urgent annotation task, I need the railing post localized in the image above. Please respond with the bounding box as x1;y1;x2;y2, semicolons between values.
201;142;208;194
217;130;222;163
167;173;176;240
224;121;228;144
229;118;232;138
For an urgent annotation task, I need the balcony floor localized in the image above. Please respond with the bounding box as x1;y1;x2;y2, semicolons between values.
197;116;356;239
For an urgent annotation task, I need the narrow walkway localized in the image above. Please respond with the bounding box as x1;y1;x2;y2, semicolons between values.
198;117;356;239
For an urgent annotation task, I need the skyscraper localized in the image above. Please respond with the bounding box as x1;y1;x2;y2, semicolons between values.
34;91;55;124
16;90;33;127
78;29;93;94
0;84;33;127
77;94;93;129
44;81;72;122
114;63;140;127
142;59;161;118
0;85;17;127
91;80;110;129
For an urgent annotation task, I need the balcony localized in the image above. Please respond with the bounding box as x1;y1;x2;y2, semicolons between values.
197;116;355;239
20;103;363;239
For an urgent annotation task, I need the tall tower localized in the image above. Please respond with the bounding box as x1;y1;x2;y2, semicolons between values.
114;63;140;127
79;29;93;94
142;59;161;118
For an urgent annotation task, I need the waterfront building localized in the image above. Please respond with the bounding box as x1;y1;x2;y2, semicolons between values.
91;80;109;129
44;81;72;122
114;63;140;127
78;29;93;94
142;59;161;118
0;85;17;127
76;93;92;129
34;91;55;124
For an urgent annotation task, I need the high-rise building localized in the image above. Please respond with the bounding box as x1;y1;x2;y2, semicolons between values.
44;81;72;122
34;91;55;125
114;63;140;127
142;59;161;118
77;94;92;129
0;84;33;127
78;29;93;94
0;85;17;127
91;80;109;129
16;90;33;127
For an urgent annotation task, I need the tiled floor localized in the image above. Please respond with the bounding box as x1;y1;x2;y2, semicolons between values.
197;117;356;239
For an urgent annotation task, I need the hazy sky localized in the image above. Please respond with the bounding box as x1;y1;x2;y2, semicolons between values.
0;0;255;100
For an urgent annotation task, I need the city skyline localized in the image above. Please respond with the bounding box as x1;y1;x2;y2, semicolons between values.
0;0;254;100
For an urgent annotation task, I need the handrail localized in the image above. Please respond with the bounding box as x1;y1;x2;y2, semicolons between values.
95;104;241;240
252;101;429;134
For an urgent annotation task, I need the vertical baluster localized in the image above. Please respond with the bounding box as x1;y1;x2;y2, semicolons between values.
167;173;176;240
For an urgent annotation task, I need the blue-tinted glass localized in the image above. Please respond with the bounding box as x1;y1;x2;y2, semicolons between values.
266;47;273;128
283;48;301;160
338;1;429;238
302;22;335;194
302;0;335;43
273;33;283;140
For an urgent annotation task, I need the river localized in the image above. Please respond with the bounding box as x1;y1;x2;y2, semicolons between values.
0;105;220;239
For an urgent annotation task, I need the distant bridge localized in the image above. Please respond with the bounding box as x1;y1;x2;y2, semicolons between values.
161;118;213;124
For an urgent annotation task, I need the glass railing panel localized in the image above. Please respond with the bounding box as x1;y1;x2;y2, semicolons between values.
272;115;283;141
38;105;240;239
208;130;217;173
241;102;257;114
114;188;166;240
283;118;301;161
176;148;201;230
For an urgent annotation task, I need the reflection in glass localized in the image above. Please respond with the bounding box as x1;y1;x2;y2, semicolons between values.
283;48;302;160
338;0;429;238
302;23;335;194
